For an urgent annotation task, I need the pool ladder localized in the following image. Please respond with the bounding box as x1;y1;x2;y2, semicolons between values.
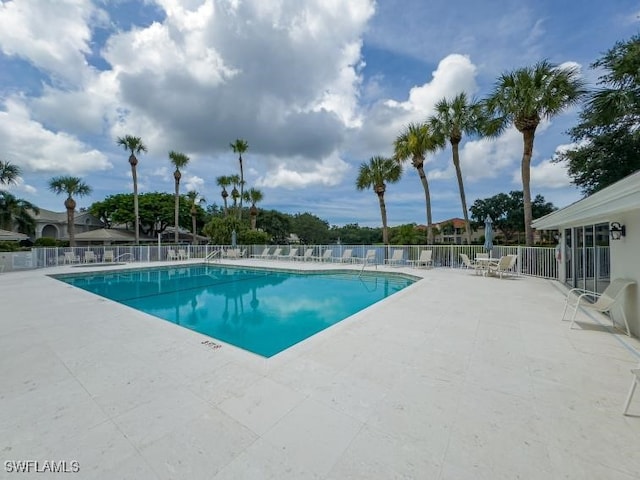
204;250;221;263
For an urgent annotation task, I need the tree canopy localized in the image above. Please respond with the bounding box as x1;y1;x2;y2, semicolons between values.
469;191;556;243
556;34;640;194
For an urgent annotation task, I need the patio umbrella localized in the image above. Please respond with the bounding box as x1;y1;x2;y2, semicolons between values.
484;215;494;257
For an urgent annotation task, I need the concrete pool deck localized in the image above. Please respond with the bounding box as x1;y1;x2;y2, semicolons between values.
1;260;640;479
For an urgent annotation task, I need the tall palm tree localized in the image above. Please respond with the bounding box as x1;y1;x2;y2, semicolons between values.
216;175;231;216
356;156;402;245
428;92;483;245
242;187;264;230
48;176;92;247
485;60;586;246
186;190;205;244
0;160;21;185
168;151;190;243
393;122;443;244
228;174;241;213
0;191;38;234
116;135;147;245
230;139;249;213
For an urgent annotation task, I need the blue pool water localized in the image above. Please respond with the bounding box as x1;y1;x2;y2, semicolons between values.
53;265;417;357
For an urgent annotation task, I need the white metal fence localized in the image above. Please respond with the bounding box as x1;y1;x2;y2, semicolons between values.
10;244;559;279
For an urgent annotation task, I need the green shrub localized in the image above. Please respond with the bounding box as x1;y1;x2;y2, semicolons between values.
0;241;21;252
34;237;59;247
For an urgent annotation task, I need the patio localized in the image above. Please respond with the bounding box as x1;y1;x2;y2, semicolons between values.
1;260;639;479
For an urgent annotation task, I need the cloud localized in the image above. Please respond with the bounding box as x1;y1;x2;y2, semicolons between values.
184;174;205;193
0;0;105;85
351;53;479;158
0;97;112;174
255;152;350;189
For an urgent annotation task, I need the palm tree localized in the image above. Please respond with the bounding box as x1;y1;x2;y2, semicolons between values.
428;92;484;245
0;160;21;186
242;187;264;230
116;135;147;244
216;175;232;216
0;191;38;234
48;176;92;247
356;156;402;245
485;60;586;245
393;122;443;244
230;139;249;213
229;174;241;213
168;151;190;243
186;190;205;244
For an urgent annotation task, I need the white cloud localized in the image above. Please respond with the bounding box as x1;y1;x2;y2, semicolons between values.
0;98;111;174
255;152;350;189
184;174;205;193
0;0;104;85
352;54;479;158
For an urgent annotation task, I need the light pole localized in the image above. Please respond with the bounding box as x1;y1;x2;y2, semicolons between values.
155;217;161;261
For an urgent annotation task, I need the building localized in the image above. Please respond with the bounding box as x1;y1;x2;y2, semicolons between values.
431;218;484;244
532;170;640;336
33;208;103;241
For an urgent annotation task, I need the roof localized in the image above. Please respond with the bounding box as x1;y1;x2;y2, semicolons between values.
0;229;28;241
532;170;640;229
32;208;102;225
72;228;154;242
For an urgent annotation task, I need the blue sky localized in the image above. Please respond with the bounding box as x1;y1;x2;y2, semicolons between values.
0;0;638;227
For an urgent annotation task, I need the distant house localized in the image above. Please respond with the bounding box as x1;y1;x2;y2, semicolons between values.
431;218;484;245
33;208;103;241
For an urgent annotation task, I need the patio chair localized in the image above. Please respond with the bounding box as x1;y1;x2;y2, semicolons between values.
103;250;114;262
177;249;190;260
561;278;636;336
267;247;282;259
63;251;80;264
167;249;178;261
623;365;640;415
279;247;299;261
298;248;314;261
460;253;482;275
251;247;271;259
363;249;377;265
84;251;97;263
333;249;354;263
487;254;517;278
384;249;404;266
408;250;432;268
313;250;333;262
223;248;240;259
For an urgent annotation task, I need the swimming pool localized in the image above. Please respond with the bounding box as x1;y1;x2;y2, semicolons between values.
53;264;417;357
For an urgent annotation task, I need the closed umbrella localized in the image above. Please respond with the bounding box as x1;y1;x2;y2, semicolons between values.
484;215;494;257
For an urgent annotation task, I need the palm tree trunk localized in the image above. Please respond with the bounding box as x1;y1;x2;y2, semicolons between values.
416;166;434;244
174;179;180;244
522;129;535;246
239;155;244;215
131;164;139;245
378;192;389;245
452;141;472;244
191;212;197;244
67;206;75;247
250;213;257;230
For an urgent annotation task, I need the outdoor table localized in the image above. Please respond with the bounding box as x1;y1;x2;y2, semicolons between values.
475;256;499;275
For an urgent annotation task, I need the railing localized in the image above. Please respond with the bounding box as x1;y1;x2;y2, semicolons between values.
25;244;558;279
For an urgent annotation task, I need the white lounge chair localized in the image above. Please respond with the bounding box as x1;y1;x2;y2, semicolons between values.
63;251;80;264
103;250;114;262
363;249;377;265
84;251;97;263
385;249;404;266
333;249;354;263
313;250;333;262
408;250;432;268
298;248;314;261
268;247;282;259
251;247;271;259
460;253;482;275
623;365;640;415
562;278;636;336
178;249;190;260
167;249;178;261
279;247;299;261
486;254;517;278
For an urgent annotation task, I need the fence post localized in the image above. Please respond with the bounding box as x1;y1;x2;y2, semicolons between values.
517;245;522;275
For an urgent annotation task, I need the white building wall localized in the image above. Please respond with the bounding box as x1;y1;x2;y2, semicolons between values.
610;210;640;336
